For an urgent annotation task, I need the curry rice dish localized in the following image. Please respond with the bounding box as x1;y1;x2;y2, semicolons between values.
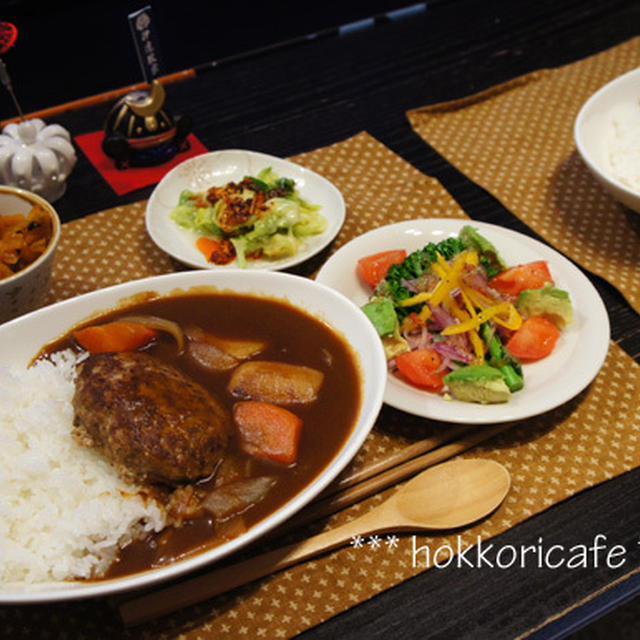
2;291;362;584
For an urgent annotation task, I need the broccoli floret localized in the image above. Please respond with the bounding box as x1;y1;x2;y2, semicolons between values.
380;236;466;316
479;323;523;392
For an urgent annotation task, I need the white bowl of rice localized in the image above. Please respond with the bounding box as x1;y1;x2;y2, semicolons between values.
0;269;386;603
575;65;640;214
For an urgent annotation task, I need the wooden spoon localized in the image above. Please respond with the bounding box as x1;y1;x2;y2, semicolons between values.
120;457;510;626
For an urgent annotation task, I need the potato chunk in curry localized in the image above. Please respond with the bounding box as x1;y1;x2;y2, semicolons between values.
228;360;324;404
185;325;267;372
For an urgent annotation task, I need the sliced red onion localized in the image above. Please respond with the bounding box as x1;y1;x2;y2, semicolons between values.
448;331;475;354
462;267;506;302
403;324;434;351
415;272;440;293
428;303;456;330
433;341;474;364
462;267;489;292
401;278;420;293
436;356;451;373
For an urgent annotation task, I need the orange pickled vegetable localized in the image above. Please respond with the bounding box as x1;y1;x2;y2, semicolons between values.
196;236;236;265
0;204;52;280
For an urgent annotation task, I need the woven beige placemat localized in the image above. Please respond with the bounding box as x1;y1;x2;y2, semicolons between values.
4;132;639;639
408;37;640;314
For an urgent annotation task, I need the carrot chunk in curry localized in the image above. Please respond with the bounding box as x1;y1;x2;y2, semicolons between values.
234;400;304;465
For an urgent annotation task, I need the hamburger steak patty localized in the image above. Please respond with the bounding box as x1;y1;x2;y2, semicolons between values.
72;351;230;485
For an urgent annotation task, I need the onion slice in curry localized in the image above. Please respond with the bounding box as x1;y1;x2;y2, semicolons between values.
201;476;277;520
120;315;185;353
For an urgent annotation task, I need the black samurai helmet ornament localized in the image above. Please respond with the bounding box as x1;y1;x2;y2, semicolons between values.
102;80;192;169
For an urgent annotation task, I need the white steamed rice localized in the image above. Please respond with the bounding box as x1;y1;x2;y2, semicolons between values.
0;351;167;585
607;101;640;191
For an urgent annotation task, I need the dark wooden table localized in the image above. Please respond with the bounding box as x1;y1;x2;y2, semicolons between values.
8;1;640;637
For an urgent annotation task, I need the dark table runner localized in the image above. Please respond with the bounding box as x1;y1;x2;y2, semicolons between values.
2;1;640;637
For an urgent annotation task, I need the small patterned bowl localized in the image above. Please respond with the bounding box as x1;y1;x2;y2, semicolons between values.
0;186;60;323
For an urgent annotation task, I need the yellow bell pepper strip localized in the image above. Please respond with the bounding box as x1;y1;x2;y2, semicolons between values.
443;294;485;363
460;283;497;308
463;250;479;267
469;329;486;364
457;290;485;363
443;293;467;322
415;251;479;322
441;301;522;335
395;249;493;357
399;250;479;309
459;287;478;323
460;284;522;332
398;290;432;307
435;250;451;272
491;302;523;331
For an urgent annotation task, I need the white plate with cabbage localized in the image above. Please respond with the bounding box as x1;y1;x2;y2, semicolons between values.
146;150;345;270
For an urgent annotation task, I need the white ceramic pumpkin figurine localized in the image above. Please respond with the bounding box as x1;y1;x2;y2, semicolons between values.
0;118;76;202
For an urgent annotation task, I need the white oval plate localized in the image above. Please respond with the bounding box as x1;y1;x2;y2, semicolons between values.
316;219;610;424
0;270;386;603
146;149;346;270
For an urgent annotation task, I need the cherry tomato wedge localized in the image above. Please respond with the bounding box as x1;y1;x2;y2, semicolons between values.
505;315;560;360
489;260;553;297
395;348;446;390
357;250;407;288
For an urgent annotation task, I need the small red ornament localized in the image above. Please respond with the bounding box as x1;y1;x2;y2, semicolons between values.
0;22;18;55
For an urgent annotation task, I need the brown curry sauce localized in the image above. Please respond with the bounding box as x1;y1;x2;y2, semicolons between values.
42;292;362;578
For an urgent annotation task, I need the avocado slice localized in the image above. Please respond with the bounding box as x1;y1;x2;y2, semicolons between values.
381;333;411;360
361;297;398;337
444;364;511;404
361;297;410;360
517;283;573;329
459;225;506;279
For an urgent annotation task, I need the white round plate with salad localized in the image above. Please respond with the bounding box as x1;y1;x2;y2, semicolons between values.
146;149;345;271
316;219;610;424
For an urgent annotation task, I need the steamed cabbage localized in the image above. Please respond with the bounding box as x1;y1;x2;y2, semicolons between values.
170;168;327;267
